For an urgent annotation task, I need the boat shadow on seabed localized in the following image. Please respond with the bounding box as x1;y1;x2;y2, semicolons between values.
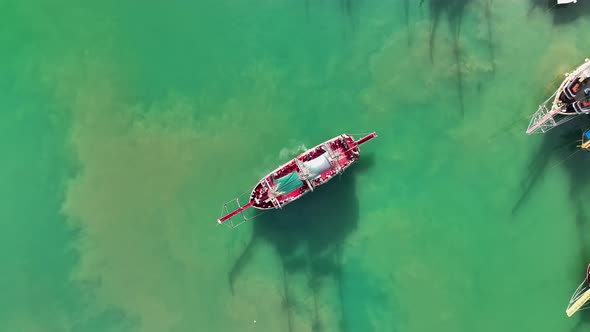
513;117;590;328
528;0;590;24
512;117;590;218
303;0;361;28
227;154;375;332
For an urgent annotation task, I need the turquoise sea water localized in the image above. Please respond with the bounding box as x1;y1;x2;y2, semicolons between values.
3;1;590;331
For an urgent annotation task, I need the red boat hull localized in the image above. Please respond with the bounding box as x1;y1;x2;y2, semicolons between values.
218;132;376;224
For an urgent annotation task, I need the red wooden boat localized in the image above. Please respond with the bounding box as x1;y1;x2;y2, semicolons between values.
218;132;377;226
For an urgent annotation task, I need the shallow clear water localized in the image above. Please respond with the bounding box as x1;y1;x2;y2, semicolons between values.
3;0;590;331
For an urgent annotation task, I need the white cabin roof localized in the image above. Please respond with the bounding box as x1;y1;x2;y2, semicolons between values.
302;153;332;179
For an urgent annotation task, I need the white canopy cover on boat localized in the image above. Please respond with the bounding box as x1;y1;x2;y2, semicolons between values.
302;152;333;179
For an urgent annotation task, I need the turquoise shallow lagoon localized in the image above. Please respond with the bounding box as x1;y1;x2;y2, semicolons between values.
3;1;590;331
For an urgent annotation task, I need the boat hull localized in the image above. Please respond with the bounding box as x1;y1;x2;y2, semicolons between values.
217;132;376;225
249;133;360;210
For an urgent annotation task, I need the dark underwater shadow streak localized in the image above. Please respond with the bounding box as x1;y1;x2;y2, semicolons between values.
420;0;438;63
300;0;361;27
511;136;555;216
427;9;440;64
339;0;361;33
307;256;322;332
483;0;496;75
424;0;471;63
452;34;465;117
280;255;295;332
333;246;347;332
227;233;259;295
403;0;411;46
227;154;375;330
450;1;468;117
423;0;471;116
341;0;353;19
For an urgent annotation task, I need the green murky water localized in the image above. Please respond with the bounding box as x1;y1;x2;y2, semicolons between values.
3;1;590;331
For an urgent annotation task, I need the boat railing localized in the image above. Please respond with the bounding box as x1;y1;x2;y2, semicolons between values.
526;93;579;134
219;197;252;228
